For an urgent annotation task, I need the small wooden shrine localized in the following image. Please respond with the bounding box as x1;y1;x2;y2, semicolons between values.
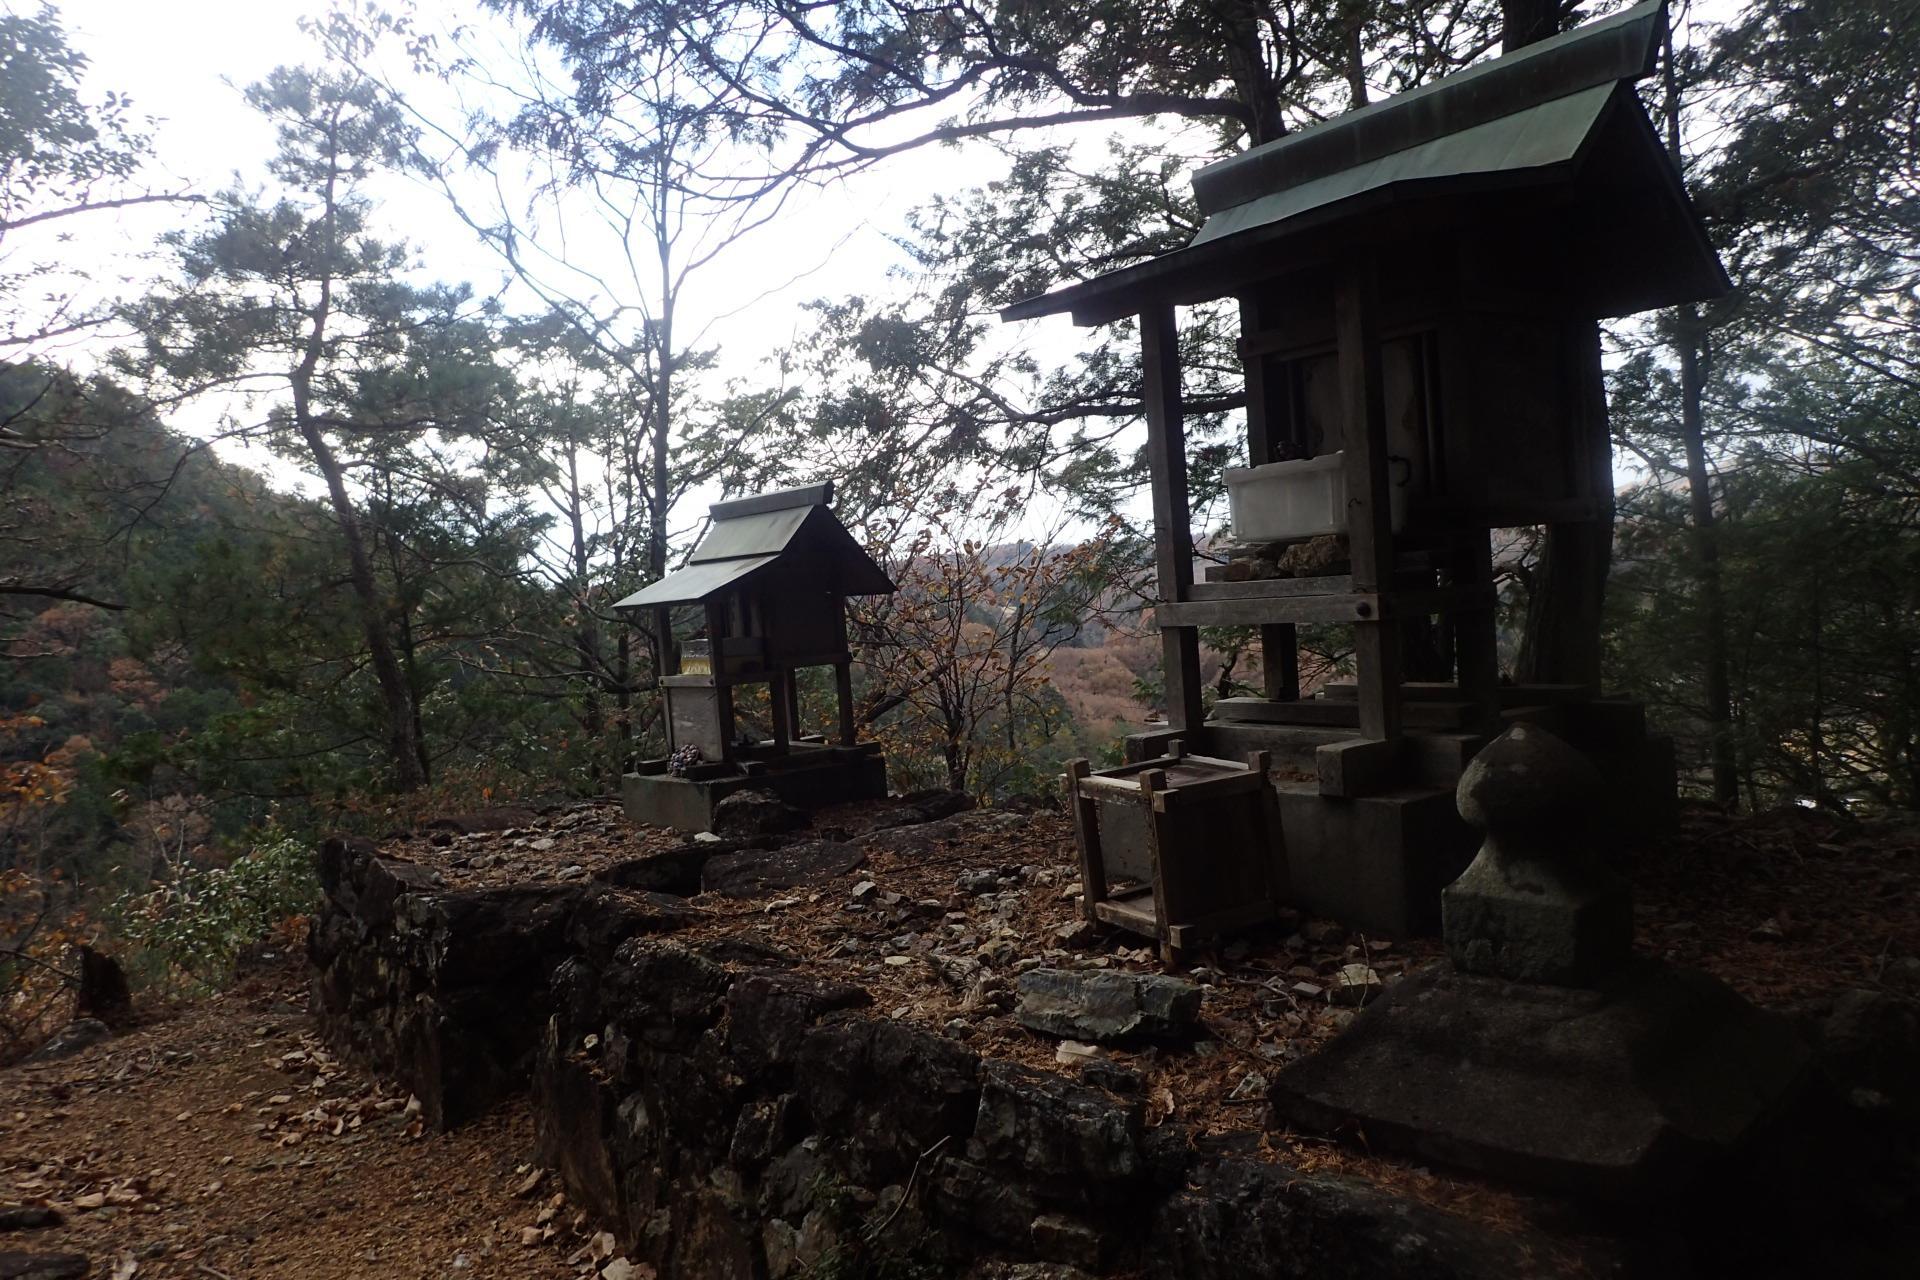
614;483;893;832
1011;1;1727;937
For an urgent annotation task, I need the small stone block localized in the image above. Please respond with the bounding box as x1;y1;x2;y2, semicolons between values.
1015;968;1202;1043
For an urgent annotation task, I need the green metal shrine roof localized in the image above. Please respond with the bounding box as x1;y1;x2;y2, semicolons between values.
1185;80;1615;249
1002;0;1727;326
614;554;784;610
612;482;895;612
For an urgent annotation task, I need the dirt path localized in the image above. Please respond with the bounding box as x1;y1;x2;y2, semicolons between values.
0;961;607;1280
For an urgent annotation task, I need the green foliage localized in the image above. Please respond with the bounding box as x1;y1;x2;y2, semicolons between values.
1609;351;1920;808
0;5;146;201
0;4;181;354
108;834;319;989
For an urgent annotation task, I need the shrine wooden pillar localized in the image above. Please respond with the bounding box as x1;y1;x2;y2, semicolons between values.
1452;528;1502;733
769;671;793;750
783;670;803;738
655;605;679;752
834;662;857;746
714;683;737;756
1519;320;1613;689
1334;263;1403;742
1241;297;1300;703
1142;303;1206;733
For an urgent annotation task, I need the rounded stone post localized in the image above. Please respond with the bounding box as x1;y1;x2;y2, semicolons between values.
1444;723;1631;985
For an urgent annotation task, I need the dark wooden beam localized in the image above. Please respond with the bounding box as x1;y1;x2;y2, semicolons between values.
834;662;857;746
1241;295;1276;467
769;671;792;751
1452;528;1502;733
1335;262;1404;742
1261;623;1300;700
1142;303;1205;732
1518;318;1613;687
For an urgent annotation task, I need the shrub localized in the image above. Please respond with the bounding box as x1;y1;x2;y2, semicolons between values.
110;833;318;988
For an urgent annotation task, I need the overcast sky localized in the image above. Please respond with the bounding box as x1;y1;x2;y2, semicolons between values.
57;0;948;329
41;0;1043;510
33;0;1721;545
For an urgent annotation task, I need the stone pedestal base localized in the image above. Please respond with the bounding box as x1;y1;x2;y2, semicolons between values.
1119;692;1675;939
621;750;888;833
1272;960;1811;1199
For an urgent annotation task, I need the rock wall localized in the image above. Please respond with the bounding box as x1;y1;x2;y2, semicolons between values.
532;938;1533;1280
309;835;1534;1279
308;836;696;1130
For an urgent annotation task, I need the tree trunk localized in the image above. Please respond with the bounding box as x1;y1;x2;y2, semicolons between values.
290;111;428;792
1500;0;1560;52
945;731;968;794
1661;25;1739;807
1675;306;1738;805
566;442;607;780
646;156;677;733
298;421;429;791
375;472;433;786
1219;1;1286;144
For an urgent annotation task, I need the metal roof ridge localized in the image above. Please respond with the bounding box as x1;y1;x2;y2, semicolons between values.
708;481;834;521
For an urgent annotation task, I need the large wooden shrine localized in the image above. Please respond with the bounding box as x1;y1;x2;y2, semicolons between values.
1008;1;1727;936
614;483;893;832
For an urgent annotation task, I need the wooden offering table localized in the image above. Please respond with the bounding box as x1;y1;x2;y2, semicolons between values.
1066;742;1284;963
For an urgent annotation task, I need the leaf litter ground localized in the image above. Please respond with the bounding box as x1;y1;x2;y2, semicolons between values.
1;797;1914;1277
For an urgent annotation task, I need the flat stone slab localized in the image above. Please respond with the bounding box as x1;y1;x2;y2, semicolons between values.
422;807;539;835
711;788;809;839
595;843;725;897
1272;959;1811;1199
0;1254;90;1280
1015;969;1202;1044
701;840;866;899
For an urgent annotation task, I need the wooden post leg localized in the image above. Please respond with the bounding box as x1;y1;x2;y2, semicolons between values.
1351;623;1404;741
1452;529;1501;734
1336;261;1403;743
834;662;857;746
1140;767;1173;956
1162;628;1204;731
715;683;736;760
1261;623;1299;700
784;671;803;741
1245;748;1285;908
769;673;792;750
1142;303;1205;734
1065;760;1106;924
655;608;677;754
